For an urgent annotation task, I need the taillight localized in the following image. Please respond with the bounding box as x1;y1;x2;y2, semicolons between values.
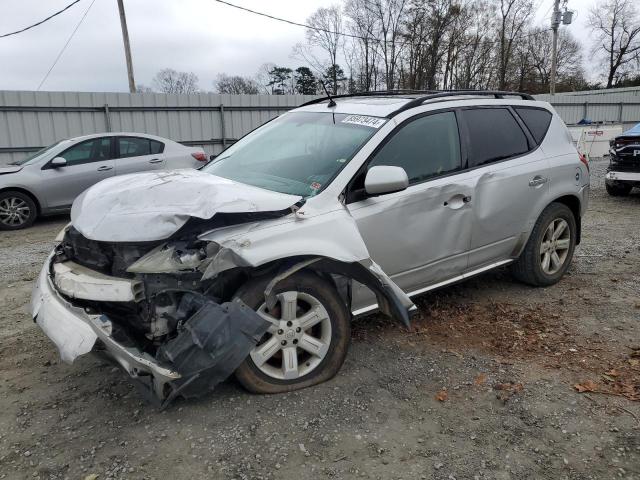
579;153;589;172
191;152;207;162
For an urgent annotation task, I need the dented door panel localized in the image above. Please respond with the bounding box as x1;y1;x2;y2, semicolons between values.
348;172;475;310
467;150;551;269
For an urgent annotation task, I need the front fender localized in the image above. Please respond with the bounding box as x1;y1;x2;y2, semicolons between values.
197;207;415;327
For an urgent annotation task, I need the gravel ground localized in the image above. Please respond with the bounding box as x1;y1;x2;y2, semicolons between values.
1;158;639;480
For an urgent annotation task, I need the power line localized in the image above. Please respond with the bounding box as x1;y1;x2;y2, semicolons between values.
0;0;83;39
212;0;551;48
37;0;97;91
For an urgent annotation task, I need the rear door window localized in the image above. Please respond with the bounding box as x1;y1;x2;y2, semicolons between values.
514;107;553;144
150;139;165;154
118;137;152;158
463;108;529;167
368;111;462;184
59;138;112;166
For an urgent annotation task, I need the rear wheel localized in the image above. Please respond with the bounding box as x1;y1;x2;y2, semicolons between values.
512;202;576;287
234;271;350;394
0;191;37;230
605;181;632;196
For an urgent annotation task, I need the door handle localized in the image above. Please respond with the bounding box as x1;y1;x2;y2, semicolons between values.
529;176;548;187
148;158;163;164
444;194;471;209
96;165;113;172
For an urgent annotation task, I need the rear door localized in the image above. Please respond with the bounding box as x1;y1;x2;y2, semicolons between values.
460;106;552;269
39;137;115;210
347;110;474;310
114;136;165;175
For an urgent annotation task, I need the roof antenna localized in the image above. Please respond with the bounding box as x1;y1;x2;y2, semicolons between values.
320;81;337;108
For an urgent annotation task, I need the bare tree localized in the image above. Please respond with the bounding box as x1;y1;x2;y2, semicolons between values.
496;0;534;90
296;5;344;94
344;0;381;91
527;28;583;92
152;69;200;94
214;74;259;94
589;0;640;88
370;0;408;89
135;84;154;93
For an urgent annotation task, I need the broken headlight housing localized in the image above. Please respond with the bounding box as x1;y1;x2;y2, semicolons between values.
127;242;206;274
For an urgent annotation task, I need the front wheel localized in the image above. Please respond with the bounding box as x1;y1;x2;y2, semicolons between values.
0;191;37;230
234;271;351;394
511;203;577;287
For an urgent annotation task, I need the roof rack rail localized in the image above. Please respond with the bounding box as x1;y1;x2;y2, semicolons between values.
298;89;535;115
299;89;440;107
387;90;535;117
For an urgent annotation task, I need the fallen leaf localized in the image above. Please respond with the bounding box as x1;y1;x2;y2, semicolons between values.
605;369;619;377
574;380;598;393
474;373;487;386
435;389;448;402
84;475;99;480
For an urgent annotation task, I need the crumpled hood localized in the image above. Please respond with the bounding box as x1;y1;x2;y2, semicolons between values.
71;169;301;242
0;165;23;175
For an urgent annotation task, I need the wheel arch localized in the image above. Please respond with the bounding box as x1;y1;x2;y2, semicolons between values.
0;186;41;215
550;194;581;245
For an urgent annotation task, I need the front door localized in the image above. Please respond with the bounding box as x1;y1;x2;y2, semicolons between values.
40;137;115;210
346;110;473;311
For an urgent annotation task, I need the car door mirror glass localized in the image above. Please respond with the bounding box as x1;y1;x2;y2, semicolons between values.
50;157;67;167
364;165;409;195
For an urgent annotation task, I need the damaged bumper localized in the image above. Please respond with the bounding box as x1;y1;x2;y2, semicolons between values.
32;255;269;406
31;258;182;393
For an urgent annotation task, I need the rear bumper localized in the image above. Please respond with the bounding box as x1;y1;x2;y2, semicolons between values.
31;255;181;398
606;171;640;182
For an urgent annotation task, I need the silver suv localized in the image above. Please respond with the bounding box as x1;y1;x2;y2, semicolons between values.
32;91;589;406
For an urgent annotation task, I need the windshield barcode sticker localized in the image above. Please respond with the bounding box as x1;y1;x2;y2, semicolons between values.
342;115;387;129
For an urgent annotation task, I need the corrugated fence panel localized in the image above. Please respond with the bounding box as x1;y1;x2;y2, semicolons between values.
2;89;639;164
0;91;318;164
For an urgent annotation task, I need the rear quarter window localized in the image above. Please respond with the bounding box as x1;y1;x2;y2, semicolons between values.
463;108;529;167
514;107;553;145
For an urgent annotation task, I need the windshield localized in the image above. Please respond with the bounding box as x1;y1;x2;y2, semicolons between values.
203;111;386;197
10;141;63;166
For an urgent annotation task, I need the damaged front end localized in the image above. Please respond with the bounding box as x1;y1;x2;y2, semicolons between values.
32;205;415;406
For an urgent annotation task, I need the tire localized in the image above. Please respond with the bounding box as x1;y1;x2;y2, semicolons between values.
511;202;576;287
0;190;37;231
234;271;351;394
605;181;632;197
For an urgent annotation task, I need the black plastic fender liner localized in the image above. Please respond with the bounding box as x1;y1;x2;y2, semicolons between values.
156;294;270;403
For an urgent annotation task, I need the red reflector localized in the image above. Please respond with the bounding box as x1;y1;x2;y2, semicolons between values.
191;152;207;162
579;153;589;172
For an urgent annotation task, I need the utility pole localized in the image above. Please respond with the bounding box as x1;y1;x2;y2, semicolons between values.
550;0;574;95
550;0;561;95
117;0;136;93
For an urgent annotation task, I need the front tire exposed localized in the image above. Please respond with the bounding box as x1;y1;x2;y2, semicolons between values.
512;202;577;287
234;271;351;394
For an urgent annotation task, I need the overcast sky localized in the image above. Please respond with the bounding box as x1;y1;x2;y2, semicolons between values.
0;0;599;93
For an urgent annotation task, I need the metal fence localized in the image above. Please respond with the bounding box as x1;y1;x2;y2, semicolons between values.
0;91;318;165
535;86;640;130
2;88;640;165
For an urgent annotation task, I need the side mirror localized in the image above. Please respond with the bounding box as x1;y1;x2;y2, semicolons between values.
50;157;67;167
364;165;409;196
209;154;217;161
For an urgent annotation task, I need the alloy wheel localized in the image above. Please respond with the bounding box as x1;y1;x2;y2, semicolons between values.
0;196;31;227
539;218;571;275
250;291;332;380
